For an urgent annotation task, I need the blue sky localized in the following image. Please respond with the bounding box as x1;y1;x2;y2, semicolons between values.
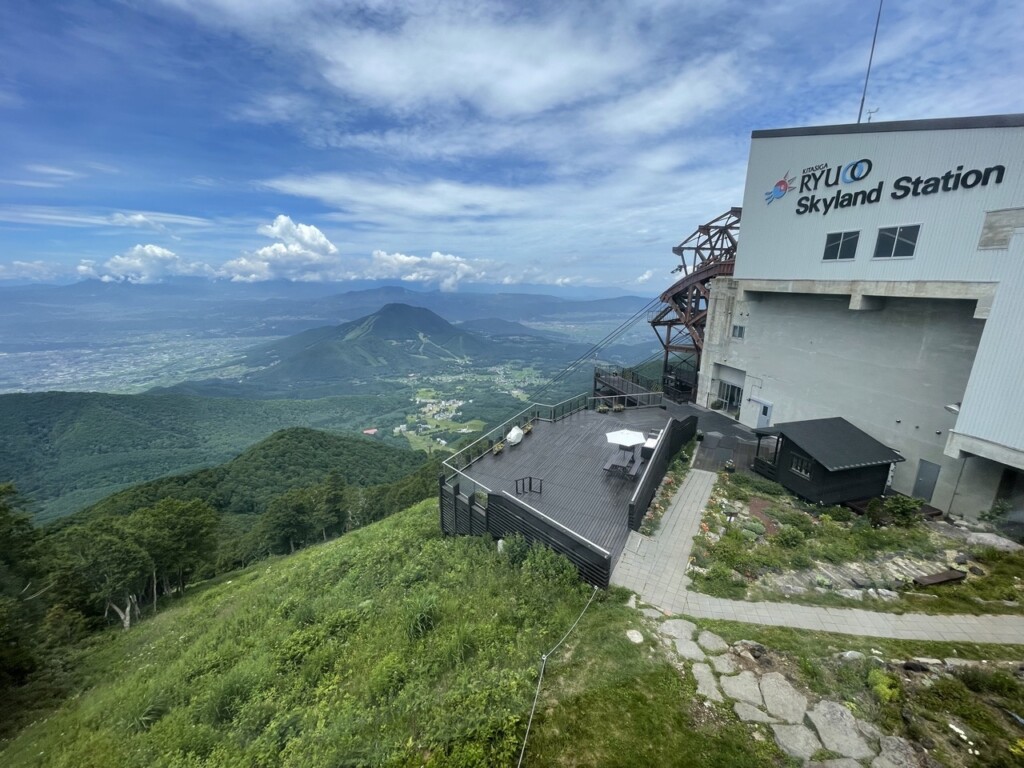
1;1;1022;290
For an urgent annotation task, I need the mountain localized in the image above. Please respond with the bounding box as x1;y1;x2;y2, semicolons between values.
455;317;568;339
240;304;492;388
82;427;428;519
0;391;415;522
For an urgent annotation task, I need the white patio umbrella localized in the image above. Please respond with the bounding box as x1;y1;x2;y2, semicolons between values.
605;429;646;452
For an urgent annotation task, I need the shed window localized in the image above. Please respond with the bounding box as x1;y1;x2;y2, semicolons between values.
823;231;859;260
790;454;812;479
873;225;920;259
731;324;745;339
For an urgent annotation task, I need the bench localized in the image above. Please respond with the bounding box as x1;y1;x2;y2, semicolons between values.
913;569;967;587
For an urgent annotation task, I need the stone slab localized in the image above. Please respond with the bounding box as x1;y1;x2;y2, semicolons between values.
872;735;921;768
772;724;822;760
641;608;663;620
660;618;697;640
808;760;863;768
674;638;706;661
697;630;729;653
626;629;643;644
734;702;776;723
808;701;875;760
720;670;763;708
692;663;723;702
710;653;738;675
759;672;807;724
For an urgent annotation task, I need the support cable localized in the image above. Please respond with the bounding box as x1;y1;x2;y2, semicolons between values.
517;585;599;768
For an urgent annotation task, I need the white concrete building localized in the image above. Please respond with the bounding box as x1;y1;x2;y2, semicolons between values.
697;114;1024;518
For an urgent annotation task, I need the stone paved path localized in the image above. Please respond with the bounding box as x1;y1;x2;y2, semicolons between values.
611;468;1024;644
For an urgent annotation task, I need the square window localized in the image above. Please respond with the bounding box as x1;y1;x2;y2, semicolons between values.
731;324;745;339
823;231;859;261
874;225;920;259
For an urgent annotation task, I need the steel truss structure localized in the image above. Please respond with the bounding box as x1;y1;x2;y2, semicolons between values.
650;207;741;400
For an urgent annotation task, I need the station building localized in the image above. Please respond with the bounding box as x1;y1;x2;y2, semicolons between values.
696;114;1024;518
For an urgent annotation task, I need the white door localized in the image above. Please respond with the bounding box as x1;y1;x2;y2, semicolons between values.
753;399;773;429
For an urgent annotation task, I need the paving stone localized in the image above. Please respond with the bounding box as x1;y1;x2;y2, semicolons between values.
674;638;706;661
772;724;822;760
734;702;776;723
808;701;876;760
697;630;729;653
626;629;643;644
641;607;663;620
660;618;697;640
692;663;723;702
720;671;763;707
710;653;738;675
759;672;807;724
808;760;863;768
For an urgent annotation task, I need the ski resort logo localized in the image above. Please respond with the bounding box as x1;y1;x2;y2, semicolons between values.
764;171;796;205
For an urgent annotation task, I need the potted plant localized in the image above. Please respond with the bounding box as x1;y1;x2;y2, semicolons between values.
613;403;625;413
492;441;505;455
597;403;610;414
522;421;533;436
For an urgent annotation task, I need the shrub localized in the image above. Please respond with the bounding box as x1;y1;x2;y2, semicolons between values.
501;534;531;568
819;505;854;523
741;520;766;536
731;473;787;497
776;525;806;549
884;495;923;527
740;529;758;543
867;668;900;704
957;666;1020;698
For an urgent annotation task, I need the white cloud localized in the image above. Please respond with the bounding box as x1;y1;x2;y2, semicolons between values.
109;212;168;233
220;215;344;281
635;270;655;284
77;244;214;283
0;260;59;281
367;249;483;291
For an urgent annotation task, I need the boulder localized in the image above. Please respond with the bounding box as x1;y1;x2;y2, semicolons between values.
872;735;922;768
626;629;644;644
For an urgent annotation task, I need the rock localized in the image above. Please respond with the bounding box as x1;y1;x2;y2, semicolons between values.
660;618;697;640
966;532;1022;552
857;718;883;744
641;608;663;620
809;760;863;768
734;701;776;723
954;553;969;565
674;638;706;661
735;640;766;658
738;650;757;663
872;735;921;768
838;588;865;601
710;653;738;674
875;588;900;602
626;593;637;609
780;584;808;596
760;672;807;724
721;671;764;707
692;663;723;702
912;657;942;666
969;565;985;576
697;630;729;653
626;629;644;644
835;650;865;662
772;724;823;760
944;657;976;668
903;661;930;673
807;701;875;759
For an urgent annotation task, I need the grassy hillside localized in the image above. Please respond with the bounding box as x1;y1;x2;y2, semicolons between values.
0;500;786;767
0;392;412;522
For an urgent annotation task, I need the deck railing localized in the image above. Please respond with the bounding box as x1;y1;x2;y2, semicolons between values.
442;393;590;476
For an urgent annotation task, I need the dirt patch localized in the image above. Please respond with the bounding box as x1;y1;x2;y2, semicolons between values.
747;499;779;536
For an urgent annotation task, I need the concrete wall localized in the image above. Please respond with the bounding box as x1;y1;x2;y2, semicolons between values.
698;283;989;514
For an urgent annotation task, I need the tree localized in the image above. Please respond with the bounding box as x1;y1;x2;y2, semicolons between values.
48;518;152;630
0;484;42;686
257;489;316;554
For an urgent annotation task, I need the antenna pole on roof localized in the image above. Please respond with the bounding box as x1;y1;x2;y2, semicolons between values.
857;0;883;124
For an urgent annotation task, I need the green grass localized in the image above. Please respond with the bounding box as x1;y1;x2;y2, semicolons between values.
0;501;795;767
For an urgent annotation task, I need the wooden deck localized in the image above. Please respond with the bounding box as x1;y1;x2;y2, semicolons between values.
461;408;672;559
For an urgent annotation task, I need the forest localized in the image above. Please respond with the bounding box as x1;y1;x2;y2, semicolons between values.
0;428;439;711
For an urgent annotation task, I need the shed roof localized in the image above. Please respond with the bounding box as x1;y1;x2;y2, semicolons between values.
756;417;904;472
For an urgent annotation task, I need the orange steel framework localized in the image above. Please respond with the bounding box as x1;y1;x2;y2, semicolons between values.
650;207;741;399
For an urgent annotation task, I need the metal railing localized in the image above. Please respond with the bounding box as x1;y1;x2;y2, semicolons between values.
442;393;590;476
594;365;664;393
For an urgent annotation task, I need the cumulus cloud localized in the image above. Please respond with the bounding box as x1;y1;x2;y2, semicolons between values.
109;212;168;234
77;244;214;283
0;260;59;281
368;250;483;292
635;270;655;284
220;215;343;281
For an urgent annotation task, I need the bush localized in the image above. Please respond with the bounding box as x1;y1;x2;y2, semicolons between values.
740;529;758;543
776;525;806;549
957;666;1021;698
884;495;923;527
770;507;815;535
741;520;766;536
819;505;854;523
731;473;787;497
867;668;900;703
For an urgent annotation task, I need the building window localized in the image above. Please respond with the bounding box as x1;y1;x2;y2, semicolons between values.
731;324;745;339
873;225;920;259
823;231;859;261
790;454;813;479
716;381;743;413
